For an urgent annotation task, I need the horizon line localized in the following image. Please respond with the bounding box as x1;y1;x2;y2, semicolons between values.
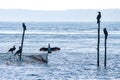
0;8;120;11
0;21;119;23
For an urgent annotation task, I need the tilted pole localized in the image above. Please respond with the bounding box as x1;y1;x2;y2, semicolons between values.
19;23;27;61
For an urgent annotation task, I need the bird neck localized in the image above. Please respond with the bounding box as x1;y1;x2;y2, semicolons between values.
48;44;51;53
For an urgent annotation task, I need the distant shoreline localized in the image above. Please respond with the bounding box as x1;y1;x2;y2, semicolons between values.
0;21;119;23
0;9;119;22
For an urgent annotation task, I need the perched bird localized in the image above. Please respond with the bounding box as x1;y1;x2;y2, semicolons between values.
8;45;16;53
39;44;61;53
103;28;108;39
14;46;22;56
97;12;101;24
22;23;26;30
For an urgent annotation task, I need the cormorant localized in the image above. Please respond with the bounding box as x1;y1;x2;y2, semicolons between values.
97;12;101;24
103;28;108;39
8;45;16;53
14;46;22;56
39;44;61;53
22;23;26;30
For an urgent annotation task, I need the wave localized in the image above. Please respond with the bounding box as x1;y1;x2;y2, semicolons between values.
0;30;120;35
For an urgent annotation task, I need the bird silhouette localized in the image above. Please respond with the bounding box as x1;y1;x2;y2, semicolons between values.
14;46;22;56
40;44;60;53
8;45;16;53
103;28;108;39
97;12;101;24
22;23;26;30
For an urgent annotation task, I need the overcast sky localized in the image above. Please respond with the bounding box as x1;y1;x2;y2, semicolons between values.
0;0;119;10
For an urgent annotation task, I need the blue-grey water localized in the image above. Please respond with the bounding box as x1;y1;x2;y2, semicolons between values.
0;22;120;79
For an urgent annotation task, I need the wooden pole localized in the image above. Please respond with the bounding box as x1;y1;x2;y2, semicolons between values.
19;23;26;61
104;37;107;68
97;23;100;67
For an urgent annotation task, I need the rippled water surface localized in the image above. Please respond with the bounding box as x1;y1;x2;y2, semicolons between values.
0;22;120;79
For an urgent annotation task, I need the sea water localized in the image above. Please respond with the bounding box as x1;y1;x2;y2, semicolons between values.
0;22;120;79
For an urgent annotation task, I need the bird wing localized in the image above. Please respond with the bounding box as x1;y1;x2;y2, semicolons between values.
39;47;48;51
51;47;60;51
